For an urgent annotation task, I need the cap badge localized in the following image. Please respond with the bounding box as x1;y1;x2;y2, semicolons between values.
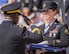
43;3;46;8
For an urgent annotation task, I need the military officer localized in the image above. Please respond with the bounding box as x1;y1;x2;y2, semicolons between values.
0;2;43;54
38;1;69;54
39;1;59;45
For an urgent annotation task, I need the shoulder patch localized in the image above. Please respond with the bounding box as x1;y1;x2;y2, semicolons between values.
64;29;69;35
32;28;41;34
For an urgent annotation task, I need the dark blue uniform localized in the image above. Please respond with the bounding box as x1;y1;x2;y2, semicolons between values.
0;2;43;54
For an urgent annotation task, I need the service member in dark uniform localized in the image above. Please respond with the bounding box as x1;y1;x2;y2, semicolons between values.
38;1;69;54
0;2;43;54
39;1;59;46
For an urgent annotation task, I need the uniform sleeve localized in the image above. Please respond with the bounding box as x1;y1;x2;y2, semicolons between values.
21;27;43;43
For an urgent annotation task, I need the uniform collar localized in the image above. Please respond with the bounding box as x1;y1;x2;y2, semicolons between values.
2;19;13;24
45;19;56;27
3;19;12;21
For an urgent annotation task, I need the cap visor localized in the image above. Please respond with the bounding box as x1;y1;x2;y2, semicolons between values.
39;8;49;12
